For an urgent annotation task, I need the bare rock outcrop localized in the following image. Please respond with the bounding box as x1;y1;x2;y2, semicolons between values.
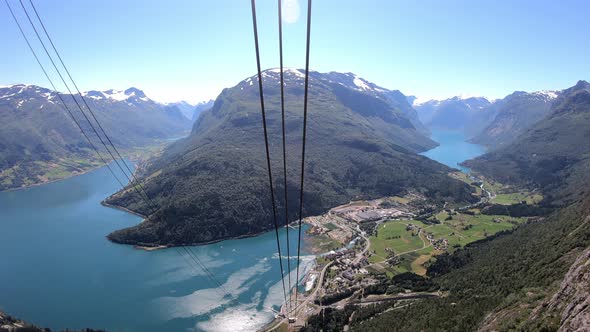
531;245;590;331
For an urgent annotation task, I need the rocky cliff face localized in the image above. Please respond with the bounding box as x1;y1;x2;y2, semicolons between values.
531;238;590;331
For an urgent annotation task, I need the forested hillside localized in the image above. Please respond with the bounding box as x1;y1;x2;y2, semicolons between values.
470;90;558;149
464;81;590;206
104;69;477;246
0;85;190;190
301;80;590;331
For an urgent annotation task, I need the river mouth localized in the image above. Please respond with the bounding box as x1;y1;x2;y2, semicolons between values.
0;162;313;332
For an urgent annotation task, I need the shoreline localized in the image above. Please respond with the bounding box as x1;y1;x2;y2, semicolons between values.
103;200;311;251
0;136;184;194
0;164;105;193
100;201;147;219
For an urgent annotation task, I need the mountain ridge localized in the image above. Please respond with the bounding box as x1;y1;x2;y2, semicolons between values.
469;89;560;149
0;84;191;190
104;69;477;246
464;80;590;206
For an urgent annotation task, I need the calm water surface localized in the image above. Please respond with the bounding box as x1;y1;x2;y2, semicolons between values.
0;164;312;332
0;130;483;332
421;130;486;171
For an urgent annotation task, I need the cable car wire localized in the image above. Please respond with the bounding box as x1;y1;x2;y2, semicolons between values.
9;0;234;301
250;0;289;312
294;0;312;312
277;0;293;313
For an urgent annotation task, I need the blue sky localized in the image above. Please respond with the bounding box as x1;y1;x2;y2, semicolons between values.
1;0;589;104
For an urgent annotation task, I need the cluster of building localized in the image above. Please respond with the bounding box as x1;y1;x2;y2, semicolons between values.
425;232;449;251
322;249;373;294
406;223;449;251
329;198;416;224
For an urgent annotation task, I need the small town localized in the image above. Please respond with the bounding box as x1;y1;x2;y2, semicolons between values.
266;193;440;329
263;173;539;331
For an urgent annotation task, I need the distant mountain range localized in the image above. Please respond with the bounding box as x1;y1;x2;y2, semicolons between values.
469;90;558;149
0;85;191;190
192;99;214;122
415;89;562;149
166;99;214;121
104;69;477;246
465;80;590;206
414;96;493;136
351;80;590;331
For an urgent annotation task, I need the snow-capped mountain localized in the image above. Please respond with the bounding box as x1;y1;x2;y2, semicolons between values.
470;89;561;148
81;87;152;105
238;68;429;134
0;84;191;190
413;96;493;134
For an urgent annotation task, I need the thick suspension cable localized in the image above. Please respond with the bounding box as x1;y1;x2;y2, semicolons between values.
13;0;233;301
27;0;156;208
277;0;292;313
294;0;312;311
3;0;125;189
22;0;170;234
17;0;138;196
19;0;169;248
250;0;289;311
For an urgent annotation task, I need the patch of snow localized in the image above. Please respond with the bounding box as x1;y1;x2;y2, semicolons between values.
533;90;558;100
81;91;105;100
266;67;306;79
353;76;371;91
412;96;436;106
0;92;17;100
107;90;130;101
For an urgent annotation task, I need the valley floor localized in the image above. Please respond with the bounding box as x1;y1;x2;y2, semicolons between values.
264;172;544;331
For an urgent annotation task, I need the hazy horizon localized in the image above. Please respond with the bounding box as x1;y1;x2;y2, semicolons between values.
2;0;589;103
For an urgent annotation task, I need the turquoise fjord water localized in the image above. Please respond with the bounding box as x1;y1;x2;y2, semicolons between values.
420;130;486;172
0;163;313;332
0;131;482;332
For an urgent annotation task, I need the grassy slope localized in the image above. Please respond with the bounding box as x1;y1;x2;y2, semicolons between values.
369;213;526;276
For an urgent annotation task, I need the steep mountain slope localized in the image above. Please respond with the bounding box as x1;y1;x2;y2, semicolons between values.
353;194;590;332
168;99;215;121
321;72;429;135
470;90;559;149
191;99;215;122
167;100;196;120
340;81;590;332
104;69;477;246
414;96;494;135
0;85;191;190
464;81;590;206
